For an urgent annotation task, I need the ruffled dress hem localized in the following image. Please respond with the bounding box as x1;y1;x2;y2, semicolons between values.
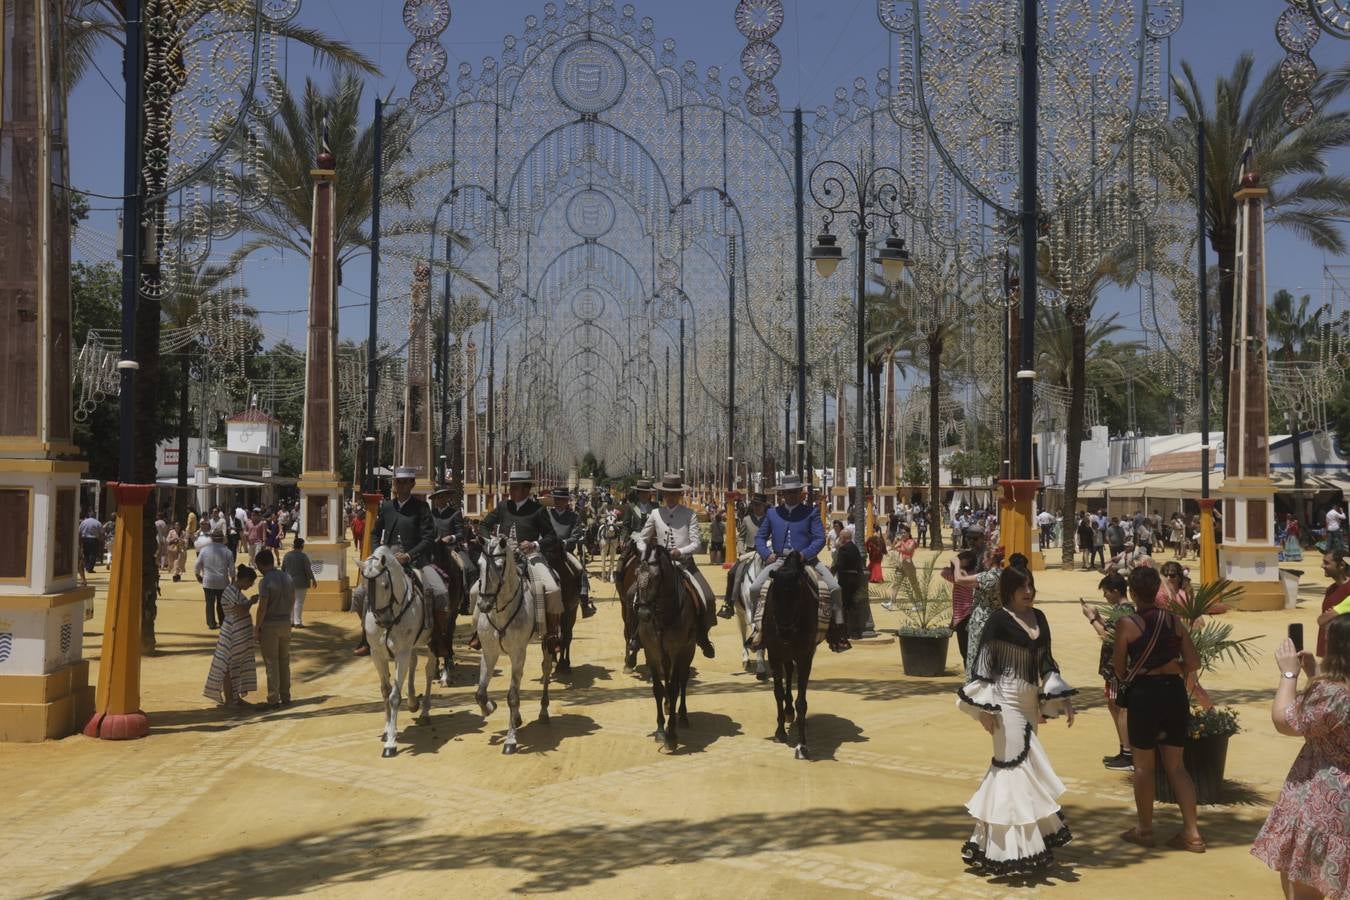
961;817;1072;875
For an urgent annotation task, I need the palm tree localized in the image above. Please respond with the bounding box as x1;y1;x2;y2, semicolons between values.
161;265;256;521
1170;54;1350;445
225;74;467;284
1267;288;1328;500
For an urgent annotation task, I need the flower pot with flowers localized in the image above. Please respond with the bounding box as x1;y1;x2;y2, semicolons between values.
896;556;953;676
1153;580;1260;804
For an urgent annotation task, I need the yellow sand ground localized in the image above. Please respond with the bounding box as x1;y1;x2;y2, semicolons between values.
0;545;1327;899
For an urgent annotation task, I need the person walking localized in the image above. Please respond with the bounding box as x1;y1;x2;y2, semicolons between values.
78;511;104;573
865;524;887;584
165;522;186;582
958;566;1076;875
1326;505;1346;555
252;549;294;708
194;529;234;630
1251;619;1350;900
1075;513;1094;571
246;511;267;564
1106;516;1126;560
943;549;980;665
281;538;317;628
1113;566;1205;852
1282;513;1303;562
1317;551;1350;657
203;564;259;710
154;512;169;570
185;509;197;543
1082;572;1135;771
885;525;920;611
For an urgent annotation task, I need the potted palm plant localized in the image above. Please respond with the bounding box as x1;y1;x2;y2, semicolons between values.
1154;579;1260;804
895;555;953;676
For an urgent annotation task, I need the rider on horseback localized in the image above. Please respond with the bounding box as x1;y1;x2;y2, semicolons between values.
719;491;769;618
430;485;477;614
632;473;717;659
619;478;657;544
353;466;450;657
548;488;597;618
746;474;851;653
478;470;564;658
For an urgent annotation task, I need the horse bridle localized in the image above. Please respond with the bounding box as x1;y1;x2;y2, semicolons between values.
478;537;529;639
366;551;420;633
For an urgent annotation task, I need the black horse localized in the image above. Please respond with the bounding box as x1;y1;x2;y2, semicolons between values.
634;544;698;753
761;550;821;759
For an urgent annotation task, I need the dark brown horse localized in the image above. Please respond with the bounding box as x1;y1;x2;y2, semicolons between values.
617;544;642;673
551;554;583;677
634;545;698;753
762;550;820;759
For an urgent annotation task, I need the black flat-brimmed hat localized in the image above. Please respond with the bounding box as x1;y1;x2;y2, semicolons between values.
750;492;769;504
550;488;571;499
428;486;453;500
634;478;655;492
656;473;686;492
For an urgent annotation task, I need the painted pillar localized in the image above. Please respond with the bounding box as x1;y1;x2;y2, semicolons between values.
401;262;435;496
878;351;898;521
296;140;350;611
832;387;849;517
1216;171;1281;610
1000;479;1044;570
0;0;94;741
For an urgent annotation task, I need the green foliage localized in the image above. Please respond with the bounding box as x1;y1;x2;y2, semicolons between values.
897;555;953;637
579;452;608;479
946;446;1000;482
901;452;928;487
1177;580;1263;676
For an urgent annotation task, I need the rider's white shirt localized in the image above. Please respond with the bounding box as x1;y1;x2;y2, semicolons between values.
642;505;701;557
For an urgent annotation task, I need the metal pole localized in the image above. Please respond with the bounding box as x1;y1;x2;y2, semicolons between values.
440;232;452;483
679;315;686;472
1016;0;1038;479
854;221;868;537
117;0;146;482
365;96;383;493
727;233;737;489
664;345;671;473
793;107;808;478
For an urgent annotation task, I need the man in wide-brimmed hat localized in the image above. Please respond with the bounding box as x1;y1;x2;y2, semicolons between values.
619;478;657;544
747;474;849;653
548;488;596;618
479;470;564;656
430;484;477;617
352;465;447;656
634;473;717;658
717;491;771;620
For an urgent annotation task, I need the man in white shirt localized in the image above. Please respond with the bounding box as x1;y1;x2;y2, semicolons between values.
1036;509;1055;548
194;530;235;629
639;473;717;658
1327;506;1346;554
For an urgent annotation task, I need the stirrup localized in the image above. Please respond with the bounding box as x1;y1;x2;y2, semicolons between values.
717;603;735;619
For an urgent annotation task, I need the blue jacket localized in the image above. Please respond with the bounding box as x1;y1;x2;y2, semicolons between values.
755;503;826;563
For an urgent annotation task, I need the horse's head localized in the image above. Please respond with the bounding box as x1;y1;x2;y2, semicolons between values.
478;529;521;609
767;550;813;627
361;545;408;621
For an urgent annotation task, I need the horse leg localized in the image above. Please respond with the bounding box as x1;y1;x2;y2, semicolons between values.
650;665;667;747
405;646;421;713
677;656;690;728
770;658;789;743
662;654;680;753
735;602;751;672
794;653;813;760
503;643;522;755
371;634;394;741
538;631;552;725
783;659;796;726
417;642;434;726
383;648;407;758
475;635;498;719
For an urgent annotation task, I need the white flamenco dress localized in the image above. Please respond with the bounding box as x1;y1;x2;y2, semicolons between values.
956;607;1076;875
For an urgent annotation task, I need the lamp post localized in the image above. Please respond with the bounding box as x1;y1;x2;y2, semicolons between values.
807;153;912;541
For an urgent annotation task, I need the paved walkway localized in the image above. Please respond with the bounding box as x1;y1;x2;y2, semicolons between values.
0;545;1321;898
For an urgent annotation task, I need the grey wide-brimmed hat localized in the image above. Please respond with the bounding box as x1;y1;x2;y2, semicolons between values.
506;470;535;485
656;473;686;492
428;486;453;500
750;492;769;504
392;465;418;480
775;474;806;491
634;478;654;492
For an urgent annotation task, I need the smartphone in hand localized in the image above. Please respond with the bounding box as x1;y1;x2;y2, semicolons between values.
1289;622;1304;654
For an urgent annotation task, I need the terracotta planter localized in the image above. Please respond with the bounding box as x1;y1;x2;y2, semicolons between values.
898;632;950;677
1153;734;1231;805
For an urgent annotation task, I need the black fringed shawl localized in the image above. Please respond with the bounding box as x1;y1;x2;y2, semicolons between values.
968;607;1061;688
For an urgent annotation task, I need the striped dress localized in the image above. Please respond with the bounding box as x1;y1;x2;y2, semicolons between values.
203;585;258;702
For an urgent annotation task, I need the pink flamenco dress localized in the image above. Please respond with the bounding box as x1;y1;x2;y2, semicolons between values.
957;607;1076;875
1251;680;1350;899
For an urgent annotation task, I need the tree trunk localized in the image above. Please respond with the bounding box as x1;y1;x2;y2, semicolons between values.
928;333;944;551
1005;307;1021;481
135;258;162;653
1061;309;1088;566
174;351;190;524
869;358;883;481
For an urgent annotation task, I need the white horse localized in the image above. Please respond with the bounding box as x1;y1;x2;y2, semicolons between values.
360;545;436;758
733;556;768;680
598;512;622;583
473;530;553;755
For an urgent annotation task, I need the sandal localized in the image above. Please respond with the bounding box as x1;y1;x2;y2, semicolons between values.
1120;827;1155;848
1166;833;1206;854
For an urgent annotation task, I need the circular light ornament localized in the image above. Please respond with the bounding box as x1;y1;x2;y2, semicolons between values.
566;189;617;239
553;39;627;114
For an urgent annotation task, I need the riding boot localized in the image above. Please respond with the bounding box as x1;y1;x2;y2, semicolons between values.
545;613;562;658
581;593;597;618
354;631;370;656
697;620;716;659
717;600;735;619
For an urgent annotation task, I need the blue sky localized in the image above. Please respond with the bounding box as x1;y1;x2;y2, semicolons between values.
66;1;1349;350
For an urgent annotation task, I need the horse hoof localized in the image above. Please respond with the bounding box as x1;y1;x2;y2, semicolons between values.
416;715;430;726
661;740;678;754
795;745;810;761
622;664;635;675
538;710;550;725
756;671;769;682
775;730;789;744
406;697;420;713
654;730;666;744
502;743;518;756
480;700;497;718
679;713;689;727
382;747;398;758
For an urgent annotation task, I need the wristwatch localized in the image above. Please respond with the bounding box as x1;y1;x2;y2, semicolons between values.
1282;671;1298;680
